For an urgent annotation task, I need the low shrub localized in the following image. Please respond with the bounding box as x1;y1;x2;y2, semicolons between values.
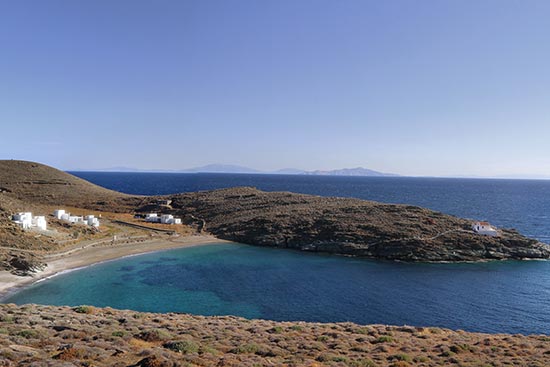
18;329;40;339
450;343;475;353
163;340;199;354
73;306;94;314
316;353;337;362
54;347;83;361
374;336;394;343
0;315;13;323
350;358;377;367
390;362;411;367
137;329;171;342
390;353;412;362
231;343;261;354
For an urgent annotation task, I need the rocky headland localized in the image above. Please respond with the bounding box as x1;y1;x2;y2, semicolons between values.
149;187;550;262
1;160;549;276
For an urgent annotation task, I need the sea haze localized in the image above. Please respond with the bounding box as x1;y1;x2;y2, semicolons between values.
5;243;550;335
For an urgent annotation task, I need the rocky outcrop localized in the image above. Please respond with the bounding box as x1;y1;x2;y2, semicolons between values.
151;187;550;262
0;251;45;275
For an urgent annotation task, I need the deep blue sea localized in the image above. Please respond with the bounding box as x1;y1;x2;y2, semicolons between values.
71;171;550;242
5;173;550;334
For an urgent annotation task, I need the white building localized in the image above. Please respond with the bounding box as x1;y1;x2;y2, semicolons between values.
12;212;47;230
145;213;181;225
160;214;174;224
32;216;47;230
54;209;100;228
145;213;160;223
472;221;498;237
12;212;33;229
68;215;83;224
86;215;100;227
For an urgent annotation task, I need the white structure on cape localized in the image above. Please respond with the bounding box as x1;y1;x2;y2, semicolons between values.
12;212;47;230
472;221;498;237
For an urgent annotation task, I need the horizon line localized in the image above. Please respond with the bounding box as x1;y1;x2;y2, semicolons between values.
67;169;550;181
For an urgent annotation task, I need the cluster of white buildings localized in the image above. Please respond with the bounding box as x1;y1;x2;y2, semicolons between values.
145;213;182;225
54;209;100;227
12;212;47;230
472;221;498;237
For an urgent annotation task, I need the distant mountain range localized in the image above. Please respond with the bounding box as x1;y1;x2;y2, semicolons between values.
76;164;398;177
181;164;261;174
304;167;399;177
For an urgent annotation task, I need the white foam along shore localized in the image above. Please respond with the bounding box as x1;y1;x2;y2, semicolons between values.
0;234;231;301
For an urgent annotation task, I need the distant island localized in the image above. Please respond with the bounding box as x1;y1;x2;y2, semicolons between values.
74;164;399;177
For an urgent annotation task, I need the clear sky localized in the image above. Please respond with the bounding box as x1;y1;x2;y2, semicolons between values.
1;1;549;177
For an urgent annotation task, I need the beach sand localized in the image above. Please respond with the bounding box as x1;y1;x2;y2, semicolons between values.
0;234;230;299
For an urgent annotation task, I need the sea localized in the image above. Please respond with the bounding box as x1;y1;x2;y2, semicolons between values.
4;172;550;335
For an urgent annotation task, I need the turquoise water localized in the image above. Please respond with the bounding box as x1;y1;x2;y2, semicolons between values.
5;243;550;335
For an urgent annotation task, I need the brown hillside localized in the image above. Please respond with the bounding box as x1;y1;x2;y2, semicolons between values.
0;304;548;367
0;160;138;211
0;161;142;272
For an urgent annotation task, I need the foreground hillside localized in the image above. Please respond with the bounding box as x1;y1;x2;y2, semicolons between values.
0;304;548;367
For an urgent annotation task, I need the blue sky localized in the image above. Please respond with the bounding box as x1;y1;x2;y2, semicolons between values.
1;1;549;177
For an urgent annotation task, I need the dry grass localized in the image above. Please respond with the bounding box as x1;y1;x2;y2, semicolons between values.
0;304;548;366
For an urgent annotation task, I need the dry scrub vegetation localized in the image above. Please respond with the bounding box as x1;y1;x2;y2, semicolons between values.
0;304;548;366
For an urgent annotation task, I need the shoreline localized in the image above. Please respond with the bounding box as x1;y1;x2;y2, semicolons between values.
0;234;230;301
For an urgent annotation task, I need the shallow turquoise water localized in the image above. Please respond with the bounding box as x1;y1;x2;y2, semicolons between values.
4;243;550;335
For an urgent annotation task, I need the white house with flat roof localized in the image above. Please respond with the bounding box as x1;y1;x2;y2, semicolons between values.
145;213;160;223
146;213;182;225
86;215;100;227
54;209;100;228
12;212;47;230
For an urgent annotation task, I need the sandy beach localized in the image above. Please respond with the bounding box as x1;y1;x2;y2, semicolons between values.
0;234;230;300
